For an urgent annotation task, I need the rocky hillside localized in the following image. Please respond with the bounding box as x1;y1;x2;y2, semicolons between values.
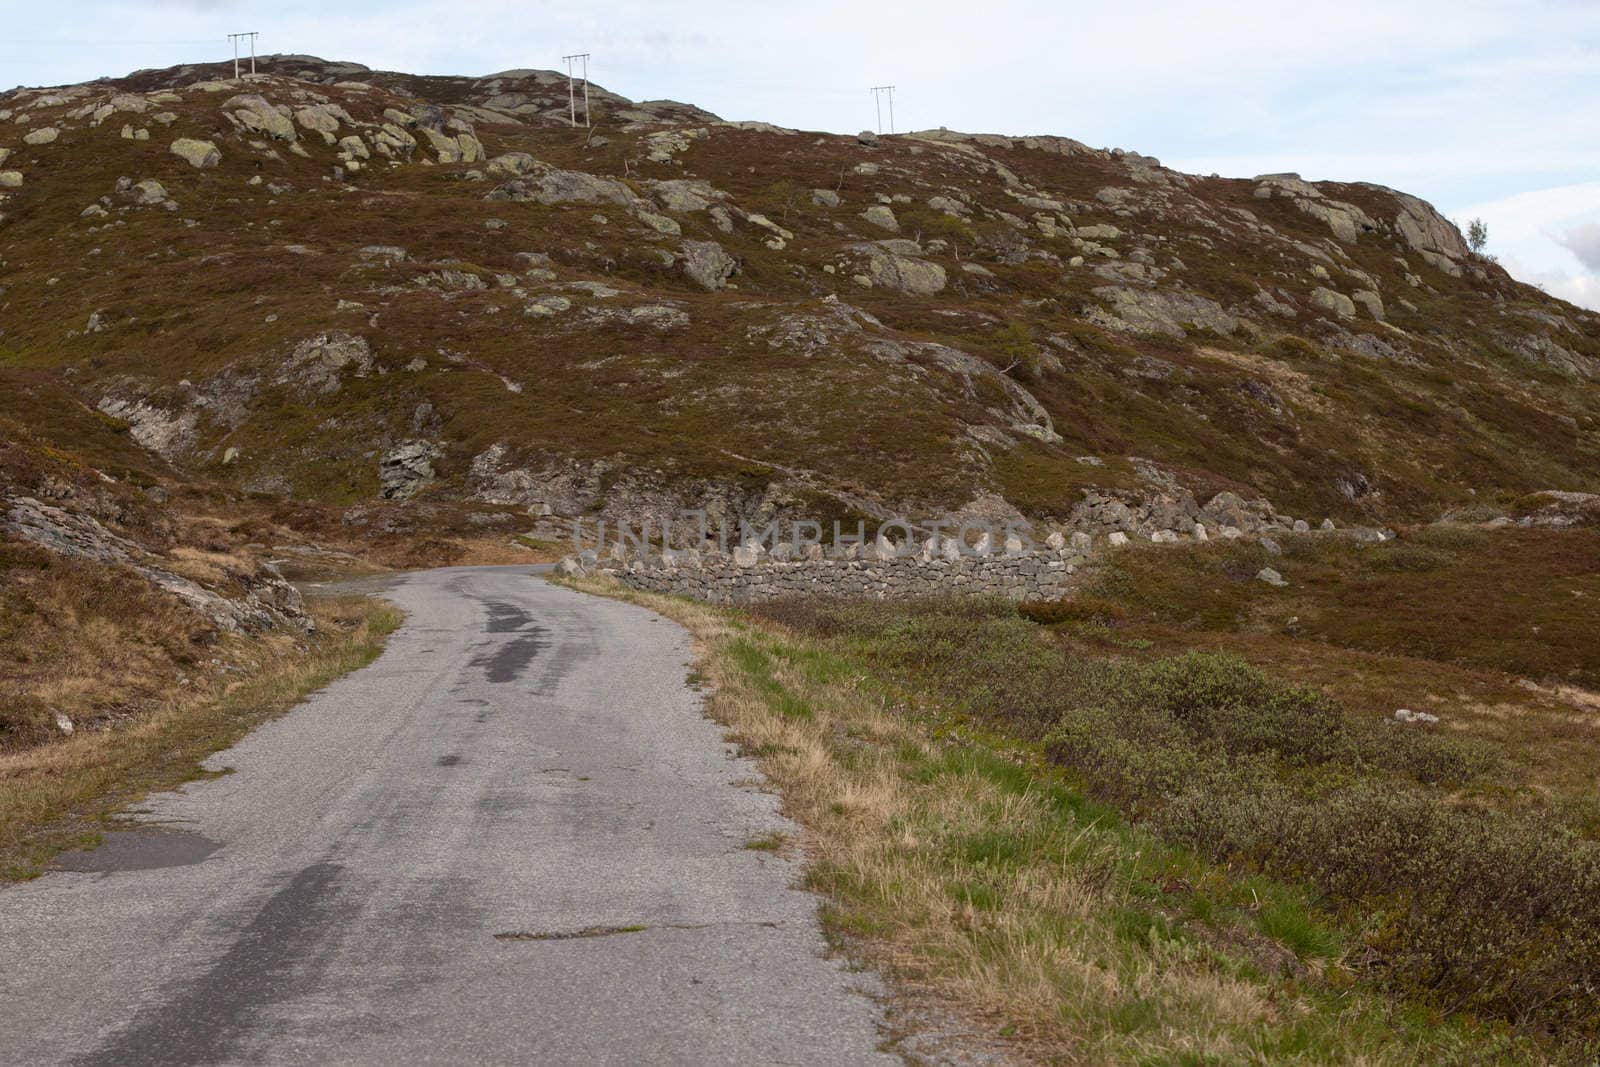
2;54;1598;540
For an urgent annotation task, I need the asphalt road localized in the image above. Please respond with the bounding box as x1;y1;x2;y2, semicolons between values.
0;566;899;1065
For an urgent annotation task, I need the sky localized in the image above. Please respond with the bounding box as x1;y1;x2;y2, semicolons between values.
3;0;1597;309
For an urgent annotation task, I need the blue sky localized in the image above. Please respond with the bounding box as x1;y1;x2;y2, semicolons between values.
4;0;1598;308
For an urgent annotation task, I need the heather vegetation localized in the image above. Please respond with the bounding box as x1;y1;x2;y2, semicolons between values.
1;57;1596;531
736;536;1600;1056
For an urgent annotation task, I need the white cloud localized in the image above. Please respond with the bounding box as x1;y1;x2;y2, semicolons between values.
1558;223;1600;273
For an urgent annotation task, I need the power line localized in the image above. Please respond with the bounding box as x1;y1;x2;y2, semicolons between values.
870;85;896;135
562;53;591;128
227;31;259;79
0;39;222;47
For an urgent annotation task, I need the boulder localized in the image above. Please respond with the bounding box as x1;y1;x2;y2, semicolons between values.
860;204;899;231
130;179;168;205
225;94;297;141
857;130;880;147
650;179;720;213
22;127;59;146
421;127;484;164
679;240;737;290
486;152;541;178
169;138;221;168
0;171;22;188
1256;567;1287;587
634;208;681;235
863;248;946;295
294;104;349;138
1352;289;1385;321
1310;287;1356;318
486;168;636;207
811;188;841;208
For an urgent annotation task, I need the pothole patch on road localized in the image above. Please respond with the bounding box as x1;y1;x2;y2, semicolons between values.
52;828;221;873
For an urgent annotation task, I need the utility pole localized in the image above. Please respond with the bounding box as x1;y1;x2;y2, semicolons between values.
870;85;896;135
228;32;259;79
562;53;592;128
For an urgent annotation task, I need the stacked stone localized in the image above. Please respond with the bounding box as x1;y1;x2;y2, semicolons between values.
579;548;1080;604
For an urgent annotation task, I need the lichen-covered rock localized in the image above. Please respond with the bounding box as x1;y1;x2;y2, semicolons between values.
863;248;946;295
129;179;168;205
275;332;375;394
1086;286;1238;338
224;94;296;140
169;137;221;168
22;127;59;146
485;168;636;206
1310;287;1357;318
860;204;899;231
486;152;540;178
421;127;484;164
633;208;681;235
649;179;721;213
679;240;737;290
380;441;442;499
294;103;350;139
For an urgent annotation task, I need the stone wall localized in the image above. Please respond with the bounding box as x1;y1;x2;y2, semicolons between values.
585;550;1077;604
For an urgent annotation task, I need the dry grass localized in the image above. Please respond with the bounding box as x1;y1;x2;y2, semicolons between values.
562;575;1539;1064
0;595;400;880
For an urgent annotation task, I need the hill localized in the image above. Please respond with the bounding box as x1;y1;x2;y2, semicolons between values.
1;54;1595;542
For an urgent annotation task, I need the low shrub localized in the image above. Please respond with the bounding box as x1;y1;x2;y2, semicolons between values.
1159;779;1600;1037
757;595;1590;1039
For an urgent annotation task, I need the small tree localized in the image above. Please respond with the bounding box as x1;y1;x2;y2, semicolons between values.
1467;217;1489;255
995;321;1040;380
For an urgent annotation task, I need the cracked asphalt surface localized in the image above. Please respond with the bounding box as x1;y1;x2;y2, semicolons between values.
0;566;898;1065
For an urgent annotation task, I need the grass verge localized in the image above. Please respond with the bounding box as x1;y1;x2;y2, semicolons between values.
0;595;401;880
560;574;1552;1064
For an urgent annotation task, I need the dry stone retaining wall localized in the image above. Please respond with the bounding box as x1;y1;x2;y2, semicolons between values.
592;551;1077;604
